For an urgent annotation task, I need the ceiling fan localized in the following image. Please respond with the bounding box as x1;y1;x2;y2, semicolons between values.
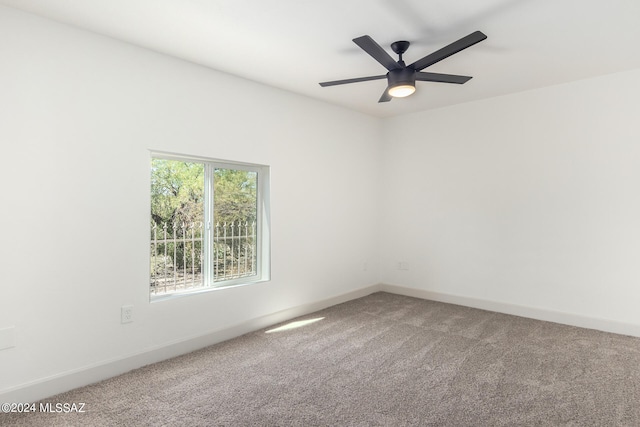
319;31;487;102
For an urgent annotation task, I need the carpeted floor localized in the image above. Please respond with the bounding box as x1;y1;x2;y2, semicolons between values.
3;292;640;426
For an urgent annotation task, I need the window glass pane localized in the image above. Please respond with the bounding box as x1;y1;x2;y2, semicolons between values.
150;159;205;295
213;168;258;283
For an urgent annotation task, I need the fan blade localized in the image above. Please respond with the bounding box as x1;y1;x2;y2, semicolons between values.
353;36;401;71
378;88;392;103
416;72;472;84
319;75;386;87
409;31;487;71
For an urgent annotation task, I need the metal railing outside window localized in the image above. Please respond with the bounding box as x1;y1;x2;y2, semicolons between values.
150;219;257;295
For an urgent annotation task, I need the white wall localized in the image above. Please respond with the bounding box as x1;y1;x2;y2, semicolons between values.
0;6;381;400
380;68;640;328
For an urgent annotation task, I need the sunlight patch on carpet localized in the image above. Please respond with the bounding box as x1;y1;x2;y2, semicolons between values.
265;317;325;334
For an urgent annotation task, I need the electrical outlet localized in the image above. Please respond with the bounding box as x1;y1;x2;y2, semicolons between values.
121;305;133;324
397;262;409;270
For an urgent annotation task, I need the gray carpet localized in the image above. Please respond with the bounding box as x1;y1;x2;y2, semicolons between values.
3;292;640;426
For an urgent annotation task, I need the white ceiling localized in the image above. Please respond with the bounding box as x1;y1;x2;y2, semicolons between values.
2;0;640;118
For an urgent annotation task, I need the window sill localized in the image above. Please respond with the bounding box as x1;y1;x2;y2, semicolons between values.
150;279;270;303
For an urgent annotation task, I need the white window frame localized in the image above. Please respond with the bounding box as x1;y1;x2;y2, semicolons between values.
150;151;270;301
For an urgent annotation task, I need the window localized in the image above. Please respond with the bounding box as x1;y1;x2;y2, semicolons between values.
149;152;270;299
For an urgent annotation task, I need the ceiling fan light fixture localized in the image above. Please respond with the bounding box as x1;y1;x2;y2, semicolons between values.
387;67;416;98
319;31;487;103
388;84;415;98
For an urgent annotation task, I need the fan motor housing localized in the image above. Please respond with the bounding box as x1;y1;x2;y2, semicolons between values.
388;67;416;88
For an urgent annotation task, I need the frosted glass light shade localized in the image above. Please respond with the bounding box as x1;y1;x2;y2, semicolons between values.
388;84;415;98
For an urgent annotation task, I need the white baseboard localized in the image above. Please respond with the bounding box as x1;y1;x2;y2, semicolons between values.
0;284;381;404
380;283;640;338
